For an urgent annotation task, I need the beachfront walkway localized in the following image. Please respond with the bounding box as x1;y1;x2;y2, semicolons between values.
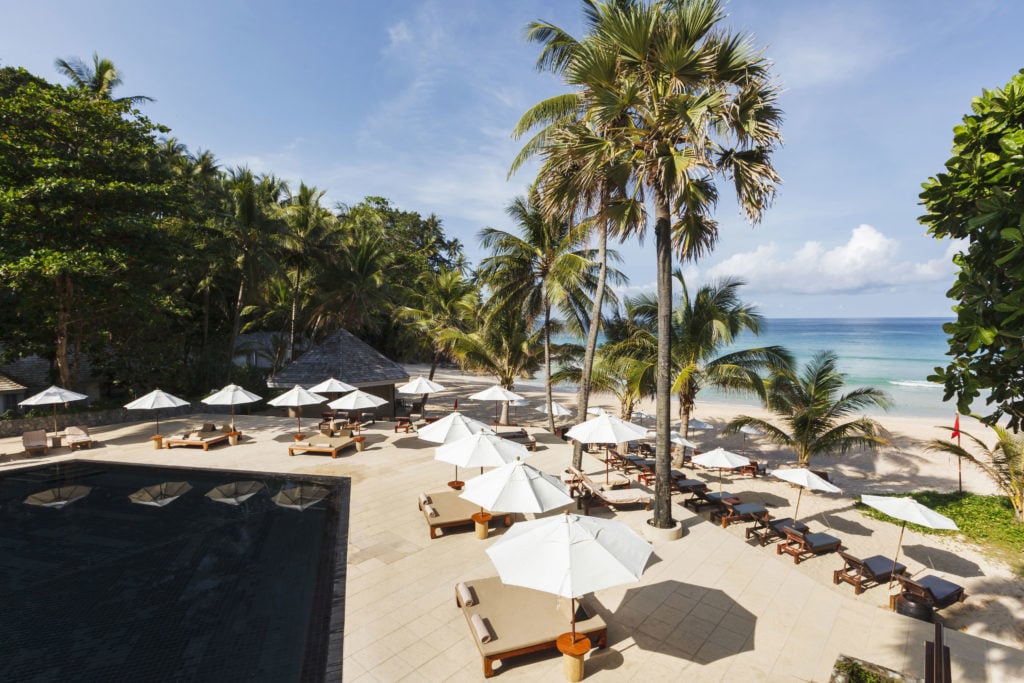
1;412;1021;681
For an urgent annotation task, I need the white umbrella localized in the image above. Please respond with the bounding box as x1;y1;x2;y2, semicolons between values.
565;413;648;445
327;389;387;411
688;418;713;431
460;457;573;516
469;385;525;423
861;494;959;587
267;384;328;436
771;468;841;520
273;484;330;511
645;430;697;449
436;431;529;484
128;481;193;507
631;410;654;424
24;485;93;509
398;376;446;394
202;384;262;430
536;401;573;417
693;447;751;491
586;406;610;416
20;385;89;433
309;377;357;394
206;481;265;505
417;411;493;444
486;512;651;639
124;389;190;436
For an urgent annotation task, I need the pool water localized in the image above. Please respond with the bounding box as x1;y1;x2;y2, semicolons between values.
0;461;349;681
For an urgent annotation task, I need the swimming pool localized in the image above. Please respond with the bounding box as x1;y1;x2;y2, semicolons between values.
0;461;349;681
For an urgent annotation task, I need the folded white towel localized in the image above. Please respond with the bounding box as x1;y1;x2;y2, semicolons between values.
419;493;432;508
456;582;475;606
471;614;491;643
424;503;438;518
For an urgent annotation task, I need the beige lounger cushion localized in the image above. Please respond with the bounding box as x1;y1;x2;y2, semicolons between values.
423;490;503;526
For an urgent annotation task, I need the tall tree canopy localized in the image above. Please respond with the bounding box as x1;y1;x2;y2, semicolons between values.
921;69;1024;430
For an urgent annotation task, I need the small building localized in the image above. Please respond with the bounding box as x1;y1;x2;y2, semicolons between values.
0;371;27;414
266;328;409;418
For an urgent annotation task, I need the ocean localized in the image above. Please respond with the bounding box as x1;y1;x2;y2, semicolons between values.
541;318;959;419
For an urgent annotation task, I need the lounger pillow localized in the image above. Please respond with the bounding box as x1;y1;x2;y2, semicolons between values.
424;504;439;518
470;614;492;643
456;582;475;606
419;493;432;508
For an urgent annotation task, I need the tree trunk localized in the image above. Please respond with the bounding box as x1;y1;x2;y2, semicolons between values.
544;302;556;433
289;264;301;363
499;400;510;426
428;349;439;381
653;187;674;529
674;392;693;467
54;273;72;388
228;276;245;376
573;208;610;470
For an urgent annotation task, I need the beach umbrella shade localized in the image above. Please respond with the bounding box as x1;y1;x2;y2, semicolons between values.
417;411;494;444
644;430;697;448
327;389;388;412
536;401;573;417
24;485;92;509
128;481;193;507
436;431;529;484
469;385;525;423
486;512;652;639
631;410;654;424
206;480;265;505
309;377;357;394
688;418;713;431
124;389;190;436
740;424;764;449
397;376;446;394
460;457;573;518
267;385;328;436
273;484;330;511
860;494;959;587
586;406;610;416
20;385;89;434
693;447;751;491
565;413;648;445
201;384;262;430
771;468;841;520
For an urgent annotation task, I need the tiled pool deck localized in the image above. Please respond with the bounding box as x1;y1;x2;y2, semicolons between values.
2;415;1021;681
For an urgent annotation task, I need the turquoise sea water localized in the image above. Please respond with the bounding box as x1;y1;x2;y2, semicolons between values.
541;318;958;419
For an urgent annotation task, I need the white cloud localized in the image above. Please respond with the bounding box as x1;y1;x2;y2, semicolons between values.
705;224;958;294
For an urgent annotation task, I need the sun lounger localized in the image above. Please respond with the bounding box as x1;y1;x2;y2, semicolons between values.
892;573;966;610
165;425;231;451
670;477;706;496
833;550;908;594
65;425;93;451
713;500;768;528
683;488;736;513
574;472;651;513
777;526;843;564
497;429;537;451
563;465;630;494
626;456;657;485
22;430;48;456
736;460;764;477
288;431;356;458
745;516;808;546
455;576;607;678
419;491;511;540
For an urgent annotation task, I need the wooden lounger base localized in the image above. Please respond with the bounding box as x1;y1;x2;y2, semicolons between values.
287;440;356;458
165;434;230;451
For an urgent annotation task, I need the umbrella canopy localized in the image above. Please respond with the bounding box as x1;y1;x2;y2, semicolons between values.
24;485;92;509
436;432;529;469
861;494;959;587
644;430;697;448
327;389;387;411
469;385;525;424
273;484;330;511
20;385;88;433
693;447;751;492
128;481;193;507
201;384;262;429
309;377;357;394
586;406;610;416
460;458;573;515
536;401;573;417
688;418;713;431
771;468;842;519
417;411;493;444
397;376;446;394
267;385;328;435
206;480;265;505
124;389;190;435
565;413;648;445
631;410;654;422
486;512;651;638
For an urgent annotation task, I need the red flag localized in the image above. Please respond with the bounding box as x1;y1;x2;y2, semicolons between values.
951;414;961;440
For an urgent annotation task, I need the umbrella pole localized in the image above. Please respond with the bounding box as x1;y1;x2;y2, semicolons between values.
53;404;58;434
793;487;804;520
156;413;160;436
231;404;235;431
571;597;577;640
889;522;907;589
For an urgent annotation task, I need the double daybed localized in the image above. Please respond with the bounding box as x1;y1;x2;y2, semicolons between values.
419;490;510;540
165;423;233;451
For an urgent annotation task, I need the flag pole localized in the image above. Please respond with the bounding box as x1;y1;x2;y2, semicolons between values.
952;413;963;496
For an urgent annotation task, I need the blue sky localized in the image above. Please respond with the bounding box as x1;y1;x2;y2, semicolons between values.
3;0;1020;317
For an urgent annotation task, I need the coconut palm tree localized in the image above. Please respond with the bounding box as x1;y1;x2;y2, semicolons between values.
926;423;1024;521
308;225;393;337
517;0;783;528
478;187;619;432
55;52;152;104
724;351;892;467
399;267;480;381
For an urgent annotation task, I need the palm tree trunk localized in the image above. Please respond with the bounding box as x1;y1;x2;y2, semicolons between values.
428;349;439;381
573;206;610;469
228;276;245;374
55;272;72;388
653;187;674;529
544;302;556;433
289;264;301;362
675;392;692;467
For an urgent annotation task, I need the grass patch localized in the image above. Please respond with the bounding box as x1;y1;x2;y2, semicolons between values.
856;491;1024;576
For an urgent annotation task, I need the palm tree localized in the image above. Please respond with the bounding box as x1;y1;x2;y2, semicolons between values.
607;271;792;449
724;351;892;467
309;226;393;337
553;349;654;421
926;423;1024;521
440;308;543;424
399;268;479;381
55;52;152;103
478;187;617;431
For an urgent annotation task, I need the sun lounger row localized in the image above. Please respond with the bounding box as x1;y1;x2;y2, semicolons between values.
419;491;511;540
833;549;967;613
455;577;607;678
565;466;651;513
21;426;94;455
497;429;537;451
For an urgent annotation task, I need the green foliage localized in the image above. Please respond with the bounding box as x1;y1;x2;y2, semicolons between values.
926;423;1024;521
833;656;898;683
920;69;1024;428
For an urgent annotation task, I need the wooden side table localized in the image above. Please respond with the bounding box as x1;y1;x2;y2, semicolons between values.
472;512;492;540
556;632;591;682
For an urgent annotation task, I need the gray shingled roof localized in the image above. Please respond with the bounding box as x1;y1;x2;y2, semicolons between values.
0;371;26;393
267;328;409;388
